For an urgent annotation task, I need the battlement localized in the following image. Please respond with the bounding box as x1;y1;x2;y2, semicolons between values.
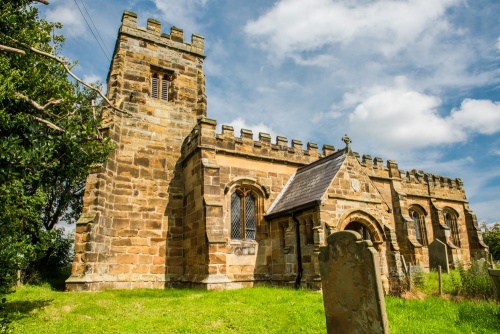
181;118;337;165
121;11;204;57
358;153;464;190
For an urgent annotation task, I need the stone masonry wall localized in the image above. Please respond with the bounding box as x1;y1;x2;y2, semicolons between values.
67;11;206;291
180;118;338;288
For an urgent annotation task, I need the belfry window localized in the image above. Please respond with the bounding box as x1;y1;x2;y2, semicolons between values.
409;208;428;246
444;210;461;247
231;188;256;240
150;72;172;100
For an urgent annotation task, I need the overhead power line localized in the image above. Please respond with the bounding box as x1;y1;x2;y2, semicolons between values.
72;0;111;61
79;0;112;59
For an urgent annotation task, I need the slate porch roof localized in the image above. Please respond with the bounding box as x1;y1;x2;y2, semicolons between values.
265;149;346;219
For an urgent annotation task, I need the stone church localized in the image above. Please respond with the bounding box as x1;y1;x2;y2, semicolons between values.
66;11;488;292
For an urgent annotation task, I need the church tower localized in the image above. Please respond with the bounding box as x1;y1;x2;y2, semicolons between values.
66;11;206;290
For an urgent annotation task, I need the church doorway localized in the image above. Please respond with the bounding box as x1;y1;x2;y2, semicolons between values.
338;213;390;292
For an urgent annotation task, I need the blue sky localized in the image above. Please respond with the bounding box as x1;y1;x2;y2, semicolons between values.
38;0;500;224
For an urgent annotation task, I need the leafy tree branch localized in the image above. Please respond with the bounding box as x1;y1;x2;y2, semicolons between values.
3;35;134;118
0;0;114;289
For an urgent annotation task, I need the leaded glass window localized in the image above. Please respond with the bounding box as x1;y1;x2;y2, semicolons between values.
409;208;428;246
230;188;256;240
444;211;461;247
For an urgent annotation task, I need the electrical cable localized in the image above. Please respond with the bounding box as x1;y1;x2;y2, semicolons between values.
79;0;112;59
72;0;111;61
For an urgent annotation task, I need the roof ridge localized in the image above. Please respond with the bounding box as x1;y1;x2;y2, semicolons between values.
296;149;345;174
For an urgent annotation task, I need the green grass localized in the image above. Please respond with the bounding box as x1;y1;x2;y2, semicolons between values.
4;285;326;333
386;297;500;334
2;284;500;333
418;269;462;296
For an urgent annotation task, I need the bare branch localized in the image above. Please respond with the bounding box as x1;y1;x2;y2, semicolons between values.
14;92;63;113
34;0;50;5
4;35;134;118
31;115;65;132
15;92;103;142
0;44;25;54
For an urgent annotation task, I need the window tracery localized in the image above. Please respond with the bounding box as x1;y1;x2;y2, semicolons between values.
231;187;257;240
409;207;428;246
444;210;461;247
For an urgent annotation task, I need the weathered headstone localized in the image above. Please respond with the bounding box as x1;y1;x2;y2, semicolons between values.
429;239;449;273
488;269;500;301
477;258;487;270
319;230;389;334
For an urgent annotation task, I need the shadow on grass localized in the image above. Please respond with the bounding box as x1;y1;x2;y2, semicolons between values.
4;299;53;321
456;302;500;332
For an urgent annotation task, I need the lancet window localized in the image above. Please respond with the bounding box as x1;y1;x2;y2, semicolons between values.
444;210;461;247
231;187;257;240
409;207;428;246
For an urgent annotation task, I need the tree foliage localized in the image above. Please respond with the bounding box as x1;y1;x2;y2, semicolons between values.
0;0;113;289
482;223;500;261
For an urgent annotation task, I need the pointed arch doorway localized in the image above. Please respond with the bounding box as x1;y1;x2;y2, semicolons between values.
337;210;389;292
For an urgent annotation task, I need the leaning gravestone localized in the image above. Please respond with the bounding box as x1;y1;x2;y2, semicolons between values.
429;239;449;273
319;230;389;334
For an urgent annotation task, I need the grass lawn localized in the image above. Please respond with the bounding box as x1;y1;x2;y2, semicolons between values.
2;285;500;333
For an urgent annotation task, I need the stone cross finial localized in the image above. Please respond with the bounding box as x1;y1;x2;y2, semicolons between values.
342;134;351;148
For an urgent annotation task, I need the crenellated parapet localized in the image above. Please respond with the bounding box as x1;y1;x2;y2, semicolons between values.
358;154;464;192
120;11;204;57
181;118;336;165
105;11;207;119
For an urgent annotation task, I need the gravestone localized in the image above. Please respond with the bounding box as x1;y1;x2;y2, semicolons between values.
318;230;389;334
488;269;500;301
429;239;449;273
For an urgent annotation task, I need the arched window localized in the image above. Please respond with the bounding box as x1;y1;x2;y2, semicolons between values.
231;187;256;240
444;210;460;247
409;207;428;246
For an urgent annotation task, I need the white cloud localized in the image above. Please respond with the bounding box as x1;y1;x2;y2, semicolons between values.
45;3;86;37
349;87;466;150
220;118;276;141
291;54;337;67
152;0;208;34
82;74;103;85
348;86;500;153
451;99;500;135
245;0;459;59
497;36;500;52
